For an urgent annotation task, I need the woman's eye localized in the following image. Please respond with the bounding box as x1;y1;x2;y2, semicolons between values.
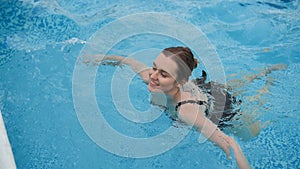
151;67;168;78
161;73;168;78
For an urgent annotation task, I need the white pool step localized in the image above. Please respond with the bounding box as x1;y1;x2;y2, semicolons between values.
0;110;16;169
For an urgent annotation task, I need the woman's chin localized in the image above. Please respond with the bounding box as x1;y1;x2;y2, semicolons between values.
148;84;161;93
148;85;160;93
148;85;154;92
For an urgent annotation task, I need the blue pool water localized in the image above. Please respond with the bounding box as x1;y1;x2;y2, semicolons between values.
0;0;299;168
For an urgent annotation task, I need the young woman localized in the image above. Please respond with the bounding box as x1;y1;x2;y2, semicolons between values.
102;46;251;169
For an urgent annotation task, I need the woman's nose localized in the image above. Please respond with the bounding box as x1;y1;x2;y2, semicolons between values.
150;70;159;79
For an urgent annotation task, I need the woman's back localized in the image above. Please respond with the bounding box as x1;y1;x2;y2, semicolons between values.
193;70;241;129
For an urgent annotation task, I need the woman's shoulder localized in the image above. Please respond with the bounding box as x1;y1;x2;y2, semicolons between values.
180;82;208;102
177;89;208;114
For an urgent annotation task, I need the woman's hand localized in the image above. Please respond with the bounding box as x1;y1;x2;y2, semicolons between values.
207;129;251;169
177;102;251;169
228;137;251;169
213;131;233;160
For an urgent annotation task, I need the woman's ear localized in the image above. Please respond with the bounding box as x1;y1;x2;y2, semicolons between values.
176;83;181;88
176;79;187;88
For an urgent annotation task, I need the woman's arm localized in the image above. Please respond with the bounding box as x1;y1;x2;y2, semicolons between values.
177;104;251;169
205;126;251;169
102;55;151;83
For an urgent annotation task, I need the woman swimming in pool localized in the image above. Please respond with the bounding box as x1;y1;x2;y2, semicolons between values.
102;46;251;169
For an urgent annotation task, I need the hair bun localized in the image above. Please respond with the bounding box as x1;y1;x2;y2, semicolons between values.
193;58;198;69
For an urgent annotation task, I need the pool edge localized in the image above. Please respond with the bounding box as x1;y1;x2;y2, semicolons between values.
0;110;17;169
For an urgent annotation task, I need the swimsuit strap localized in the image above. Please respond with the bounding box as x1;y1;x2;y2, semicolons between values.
175;100;206;111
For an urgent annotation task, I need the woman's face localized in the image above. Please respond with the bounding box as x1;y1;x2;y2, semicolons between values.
148;53;179;94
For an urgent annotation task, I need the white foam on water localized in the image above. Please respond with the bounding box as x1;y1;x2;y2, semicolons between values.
20;0;119;26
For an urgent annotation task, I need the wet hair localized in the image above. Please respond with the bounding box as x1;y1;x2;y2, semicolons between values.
162;46;198;81
163;46;198;71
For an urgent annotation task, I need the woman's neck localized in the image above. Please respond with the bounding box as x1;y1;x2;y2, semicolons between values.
166;86;181;103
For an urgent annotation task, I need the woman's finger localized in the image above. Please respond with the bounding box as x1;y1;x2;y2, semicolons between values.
220;138;232;160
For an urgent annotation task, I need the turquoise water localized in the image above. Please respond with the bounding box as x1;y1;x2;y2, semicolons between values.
0;0;299;168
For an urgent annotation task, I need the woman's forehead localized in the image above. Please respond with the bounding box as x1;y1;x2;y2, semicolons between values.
154;52;192;81
154;53;177;67
154;53;179;78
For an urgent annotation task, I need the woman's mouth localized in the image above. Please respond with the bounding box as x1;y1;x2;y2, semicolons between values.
149;80;159;87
